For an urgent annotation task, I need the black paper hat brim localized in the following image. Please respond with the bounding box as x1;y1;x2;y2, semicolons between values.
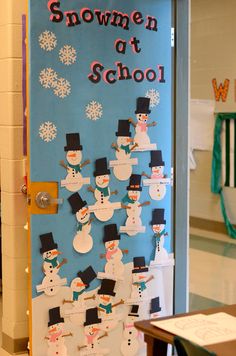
40;243;58;255
132;267;149;273
97;290;116;297
151;219;166;225
150;307;161;314
127;186;142;192
149;161;165;167
84;317;102;326
48;317;64;327
135;109;151;114
71;200;87;214
115;131;131;137
64;144;83;151
103;234;120;243
94;169;111;177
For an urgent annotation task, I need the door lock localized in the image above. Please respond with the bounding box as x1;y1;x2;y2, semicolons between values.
35;192;63;209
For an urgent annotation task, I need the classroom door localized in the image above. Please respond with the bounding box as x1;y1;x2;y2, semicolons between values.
27;1;174;355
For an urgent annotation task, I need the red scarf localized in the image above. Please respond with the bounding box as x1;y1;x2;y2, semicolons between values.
137;122;147;132
49;330;63;343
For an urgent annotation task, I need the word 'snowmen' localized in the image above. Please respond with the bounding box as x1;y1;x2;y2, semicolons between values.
128;257;154;303
129;97;157;151
63;266;97;325
97;278;124;331
36;233;67;296
110;120;138;181
98;224;128;281
60;133;90;192
120;174;150;236
121;305;142;356
68;192;94;253
78;307;109;355
143;150;171;200
88;158;121;222
45;307;72;356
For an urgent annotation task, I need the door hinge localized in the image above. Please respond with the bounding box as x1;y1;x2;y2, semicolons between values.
171;27;175;47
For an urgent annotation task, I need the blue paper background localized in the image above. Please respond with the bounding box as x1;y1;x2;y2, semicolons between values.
29;0;172;299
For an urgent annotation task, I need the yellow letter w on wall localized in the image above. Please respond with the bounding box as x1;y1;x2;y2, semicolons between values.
212;78;230;102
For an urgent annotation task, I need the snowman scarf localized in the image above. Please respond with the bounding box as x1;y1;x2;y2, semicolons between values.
73;289;85;301
77;220;89;232
49;330;63;343
211;113;236;238
44;257;58;268
154;230;166;242
137;121;147;132
120;144;131;154
99;303;112;314
68;162;81;173
96;185;109;197
86;330;99;344
122;194;135;204
133;281;147;291
106;248;118;260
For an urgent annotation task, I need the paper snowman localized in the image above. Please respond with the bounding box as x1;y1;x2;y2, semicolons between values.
63;266;97;325
36;233;67;296
110;120;138;181
128;257;154;303
98;224;128;281
88;158;121;222
45;307;72;356
120;174;150;236
121;305;142;356
129;97;157;151
60;133;90;192
97;278;124;332
150;209;169;265
68;193;93;254
143;151;171;200
150;297;161;319
78;307;109;355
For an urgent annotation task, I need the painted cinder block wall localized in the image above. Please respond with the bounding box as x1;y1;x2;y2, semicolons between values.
190;0;236;225
0;0;28;353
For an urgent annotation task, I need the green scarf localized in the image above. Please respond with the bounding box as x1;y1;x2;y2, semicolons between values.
96;185;109;197
77;220;89;232
99;303;112;314
211;113;236;238
122;194;135;204
120;144;131;154
68;163;81;173
154;230;166;242
73;289;85;301
134;281;147;291
44;257;58;268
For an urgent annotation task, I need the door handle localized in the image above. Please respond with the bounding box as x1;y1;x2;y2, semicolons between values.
35;192;63;209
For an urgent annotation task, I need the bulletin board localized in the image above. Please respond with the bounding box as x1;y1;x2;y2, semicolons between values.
28;1;174;355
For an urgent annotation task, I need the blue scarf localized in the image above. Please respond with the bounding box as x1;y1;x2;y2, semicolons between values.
96;185;109;197
134;281;147;291
44;257;58;268
77;220;89;232
68;163;81;173
120;144;131;154
122;194;135;204
99;303;112;314
154;229;166;242
73;289;85;301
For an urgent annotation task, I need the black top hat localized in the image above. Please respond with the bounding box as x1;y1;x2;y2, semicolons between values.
48;307;64;327
135;97;151;114
149;150;165;167
116;120;131;137
93;158;111;177
103;224;120;243
77;266;96;289
64;133;83;151
132;257;149;273
68;193;87;214
127;174;142;191
98;279;116;297
84;308;102;326
151;209;166;225
128;305;139;317
40;233;58;254
150;297;161;314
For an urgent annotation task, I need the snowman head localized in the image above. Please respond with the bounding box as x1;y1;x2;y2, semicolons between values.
84;324;100;336
95;174;110;188
71;277;87;292
76;206;90;224
98;294;112;305
105;240;119;250
152;224;165;234
125;315;136;324
136;113;149;123
43;249;60;260
48;322;64;334
128;190;140;201
66;150;82;165
117;136;132;146
152;165;164;176
132;272;147;284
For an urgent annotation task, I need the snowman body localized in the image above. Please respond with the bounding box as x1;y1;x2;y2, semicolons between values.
130;273;149;301
43;260;59;275
46;323;67;356
111;137;136;181
37;274;67;296
74;208;93;253
83;325;109;356
125;202;142;236
154;235;169;262
47;342;67;356
149;183;166;201
93;175;114;221
121;316;140;356
42;249;60;275
62;150;88;192
134;126;150;146
104;242;124;280
115;137;132;160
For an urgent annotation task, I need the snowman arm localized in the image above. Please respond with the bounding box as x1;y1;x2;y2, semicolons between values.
98;307;105;313
59;160;68;170
87;185;95;193
78;345;87;351
141;171;151;179
147;121;157;127
138;201;151;207
63;299;73;304
146;275;155;283
111;143;120;152
164;232;168;236
130;143;138;151
81;159;91;168
98;332;108;340
57;258;67;269
88;217;94;225
112;299;124;308
111;189;118;195
45;336;50;340
84;294;96;301
121;203;131;209
100;253;106;259
128;117;136;127
62;332;73;337
122;249;129;254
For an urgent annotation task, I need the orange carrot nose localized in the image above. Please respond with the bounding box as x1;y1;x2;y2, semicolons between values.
77;282;87;287
108;242;115;249
127;138;133;143
68;153;76;158
101;295;110;302
138;275;144;280
103;179;109;183
92;327;100;332
51;250;61;256
82;208;88;216
49;327;57;333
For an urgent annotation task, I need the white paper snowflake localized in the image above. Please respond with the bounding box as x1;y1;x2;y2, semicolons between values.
39;121;57;142
38;31;57;51
59;45;77;65
145;89;160;108
39;68;58;89
85;101;103;121
54;78;71;99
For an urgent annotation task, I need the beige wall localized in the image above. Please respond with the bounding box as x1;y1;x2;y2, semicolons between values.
191;0;236;224
0;0;28;352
